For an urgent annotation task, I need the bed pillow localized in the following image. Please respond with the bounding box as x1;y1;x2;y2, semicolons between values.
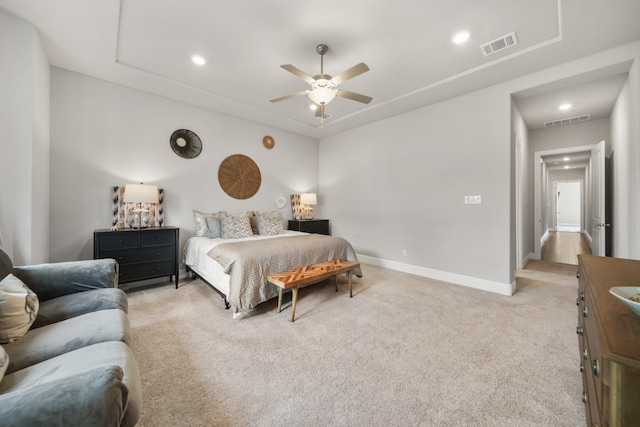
193;210;222;238
256;211;285;235
0;345;8;384
220;212;254;239
0;274;39;344
246;211;259;235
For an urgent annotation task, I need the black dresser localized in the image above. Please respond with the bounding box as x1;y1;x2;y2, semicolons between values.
93;226;179;288
288;219;330;235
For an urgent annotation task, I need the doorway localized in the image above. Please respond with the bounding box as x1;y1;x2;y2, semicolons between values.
555;181;581;232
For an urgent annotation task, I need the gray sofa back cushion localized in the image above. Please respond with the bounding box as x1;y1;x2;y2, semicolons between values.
0;248;12;281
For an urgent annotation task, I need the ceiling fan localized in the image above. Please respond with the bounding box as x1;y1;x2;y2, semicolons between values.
270;44;372;118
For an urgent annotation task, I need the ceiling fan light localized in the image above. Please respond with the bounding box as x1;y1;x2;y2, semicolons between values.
309;87;336;105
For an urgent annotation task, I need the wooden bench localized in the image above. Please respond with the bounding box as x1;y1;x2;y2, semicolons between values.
267;259;360;322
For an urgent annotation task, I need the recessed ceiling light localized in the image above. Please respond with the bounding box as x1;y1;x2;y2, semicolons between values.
563;157;570;161
564;165;570;169
452;31;470;44
191;55;206;66
559;103;572;110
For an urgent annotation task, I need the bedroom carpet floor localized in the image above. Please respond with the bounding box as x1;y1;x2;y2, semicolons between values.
127;261;585;427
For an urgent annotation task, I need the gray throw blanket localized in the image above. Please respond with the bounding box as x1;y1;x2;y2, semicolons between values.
207;234;362;313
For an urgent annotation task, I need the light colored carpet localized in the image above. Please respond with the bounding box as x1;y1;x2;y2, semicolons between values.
127;260;585;427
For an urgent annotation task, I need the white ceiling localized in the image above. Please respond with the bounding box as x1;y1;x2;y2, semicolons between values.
1;0;639;139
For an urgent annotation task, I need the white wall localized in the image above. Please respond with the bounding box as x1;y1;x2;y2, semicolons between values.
50;68;319;263
0;10;50;265
320;85;514;294
610;52;640;258
512;101;531;267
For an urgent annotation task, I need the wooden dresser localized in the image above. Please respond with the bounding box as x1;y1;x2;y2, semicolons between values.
576;254;640;427
94;226;179;289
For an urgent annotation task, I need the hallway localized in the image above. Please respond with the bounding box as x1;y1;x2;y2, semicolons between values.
541;231;592;265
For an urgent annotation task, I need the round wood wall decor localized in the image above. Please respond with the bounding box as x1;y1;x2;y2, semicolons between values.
263;135;275;149
218;154;261;199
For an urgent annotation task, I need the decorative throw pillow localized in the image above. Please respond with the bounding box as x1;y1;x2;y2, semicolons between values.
256;211;285;235
0;274;39;344
193;210;222;238
219;212;254;239
246;211;259;235
0;345;8;383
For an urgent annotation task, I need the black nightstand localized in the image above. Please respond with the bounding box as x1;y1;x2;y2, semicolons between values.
288;219;330;235
93;226;180;289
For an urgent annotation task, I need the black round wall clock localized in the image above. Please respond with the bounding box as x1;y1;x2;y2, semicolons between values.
170;129;202;159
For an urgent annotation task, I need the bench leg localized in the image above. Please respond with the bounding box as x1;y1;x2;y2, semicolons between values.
277;288;283;313
348;270;353;298
291;286;299;322
334;275;338;292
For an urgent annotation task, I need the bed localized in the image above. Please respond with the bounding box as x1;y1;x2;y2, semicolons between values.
183;230;362;316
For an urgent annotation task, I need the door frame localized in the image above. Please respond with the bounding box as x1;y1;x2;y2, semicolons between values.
533;144;597;260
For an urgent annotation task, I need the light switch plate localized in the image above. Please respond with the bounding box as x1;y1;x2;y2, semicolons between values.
465;195;482;204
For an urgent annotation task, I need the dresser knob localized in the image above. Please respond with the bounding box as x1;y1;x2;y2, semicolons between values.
582;391;588;403
577;271;580;279
580;363;584;373
580;291;585;300
592;359;600;377
583;307;588;317
583;349;588;360
118;240;123;244
576;326;584;335
156;252;161;256
576;298;580;306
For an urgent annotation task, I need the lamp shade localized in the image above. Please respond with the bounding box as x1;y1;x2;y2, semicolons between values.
123;184;159;204
300;193;317;205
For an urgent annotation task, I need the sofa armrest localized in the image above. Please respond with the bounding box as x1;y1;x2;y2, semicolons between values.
14;259;118;302
0;365;128;427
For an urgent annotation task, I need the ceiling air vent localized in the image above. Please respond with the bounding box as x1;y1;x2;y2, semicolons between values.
480;32;518;56
544;114;591;128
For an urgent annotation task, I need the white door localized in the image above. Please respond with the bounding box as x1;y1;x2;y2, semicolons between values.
556;181;581;231
591;141;606;256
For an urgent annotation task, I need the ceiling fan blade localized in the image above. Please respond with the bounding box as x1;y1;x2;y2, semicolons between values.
315;103;324;118
280;64;316;84
336;89;372;104
270;91;308;103
331;63;369;84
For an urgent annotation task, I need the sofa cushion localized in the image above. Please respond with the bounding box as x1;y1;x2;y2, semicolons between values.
0;274;39;344
3;308;130;374
0;365;128;427
0;345;7;383
0;341;141;427
13;258;118;302
32;287;128;329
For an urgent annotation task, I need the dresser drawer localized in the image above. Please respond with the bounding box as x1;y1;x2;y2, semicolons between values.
98;232;141;250
102;246;175;265
142;230;176;246
119;261;176;283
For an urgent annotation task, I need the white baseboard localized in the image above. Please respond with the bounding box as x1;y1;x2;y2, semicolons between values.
357;254;515;296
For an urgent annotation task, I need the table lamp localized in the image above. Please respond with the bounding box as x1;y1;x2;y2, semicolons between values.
300;193;317;220
123;183;159;228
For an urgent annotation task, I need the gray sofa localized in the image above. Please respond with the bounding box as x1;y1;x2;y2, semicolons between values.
0;248;142;426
